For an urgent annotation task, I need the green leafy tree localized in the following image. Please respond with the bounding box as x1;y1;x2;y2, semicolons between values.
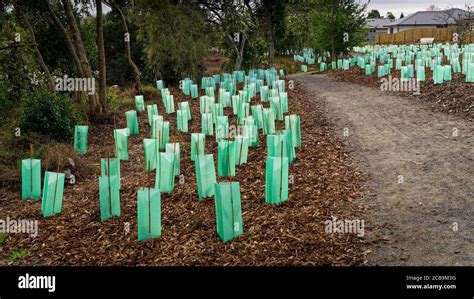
132;0;211;84
386;12;395;21
367;9;381;18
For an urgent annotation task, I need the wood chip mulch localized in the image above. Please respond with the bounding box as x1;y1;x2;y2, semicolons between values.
0;81;368;266
332;67;473;121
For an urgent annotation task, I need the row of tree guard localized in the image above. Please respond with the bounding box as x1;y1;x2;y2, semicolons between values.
21;68;301;243
295;44;474;83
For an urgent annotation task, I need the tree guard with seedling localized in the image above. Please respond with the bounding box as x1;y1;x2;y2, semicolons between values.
237;102;250;125
234;135;249;166
205;86;214;97
135;95;145;112
262;108;276;135
114;128;129;161
178;101;191;120
152;118;169;150
41;167;65;217
146;104;158;126
267;130;295;163
163;94;175;114
200;95;214;115
279;92;288;114
195;153;217;200
251;104;264;130
260;86;269;102
100;157;121;189
191;133;205;161
243;117;258;148
165;143;180;177
444;65;452;81
143;138;159;171
265;152;289;205
156;80;164;90
155;152;175;193
231;95;240;115
467;63;474;83
201;113;214;136
22;145;41;200
125;110;139;135
99;158;121;221
212;103;224;124
137;187;161;241
215;116;229;141
214;182;243;243
190;84;199;99
269;96;284;121
433;64;444;84
73;125;89;155
177;110;189;133
217;140;236;177
285;114;301;148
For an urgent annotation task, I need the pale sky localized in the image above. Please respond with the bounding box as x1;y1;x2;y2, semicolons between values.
363;0;472;19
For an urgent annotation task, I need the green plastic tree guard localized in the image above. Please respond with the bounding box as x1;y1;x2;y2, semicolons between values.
41;171;65;217
237;102;250;125
285;114;301;148
214;182;243;242
217;140;236;177
155;152;175;193
191;84;199;99
151;118;169;150
99;174;120;221
195;154;217;200
164;94;175;114
114;128;129;160
201;113;214;136
269;96;283;121
125;110;139;135
74;125;89;155
215;116;229;141
231;95;240;115
101;158;121;189
143;139;159;171
444;65;452;81
234;135;249;166
191;133;205;161
417;66;425;81
260;86;269;102
279;92;288;114
137;187;161;241
243;117;258;148
178;101;192;120
251;104;264;129
262;108;276;135
265;156;289;205
434;64;444;84
212;103;224;124
466;62;474;82
165;143;180;177
401;66;409;82
135;95;145;112
200;96;214;114
205;86;214;97
21;158;41;200
177;110;189;133
146;104;158;126
156;80;165;90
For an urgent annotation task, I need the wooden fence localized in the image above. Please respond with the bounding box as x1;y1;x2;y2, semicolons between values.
375;28;474;44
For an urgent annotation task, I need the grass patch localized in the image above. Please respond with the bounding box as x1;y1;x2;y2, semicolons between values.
8;249;30;262
0;233;5;247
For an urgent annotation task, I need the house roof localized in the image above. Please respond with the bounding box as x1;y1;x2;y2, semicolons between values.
366;18;391;28
386;8;469;27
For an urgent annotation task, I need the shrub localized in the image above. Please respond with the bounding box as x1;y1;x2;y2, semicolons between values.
20;90;79;142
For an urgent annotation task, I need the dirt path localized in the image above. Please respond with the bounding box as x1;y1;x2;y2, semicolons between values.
290;73;474;266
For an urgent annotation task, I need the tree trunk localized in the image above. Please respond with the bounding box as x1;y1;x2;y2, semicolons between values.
268;9;274;67
234;33;247;71
62;0;103;118
109;0;141;93
44;0;84;78
15;5;55;92
96;0;107;112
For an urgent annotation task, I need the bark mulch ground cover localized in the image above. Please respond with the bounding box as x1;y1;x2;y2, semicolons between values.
332;67;473;122
0;81;368;266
